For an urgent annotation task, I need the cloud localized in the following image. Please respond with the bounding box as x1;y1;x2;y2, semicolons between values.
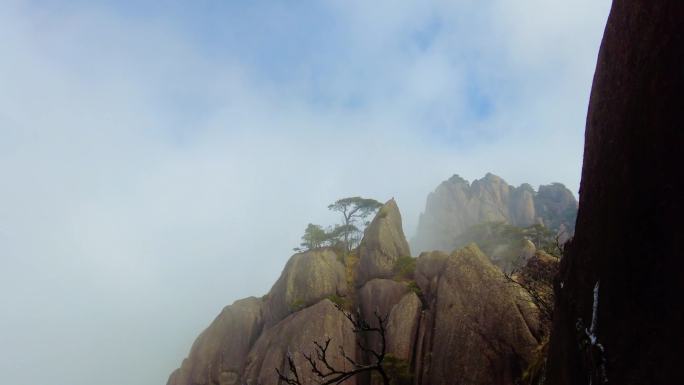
0;1;610;385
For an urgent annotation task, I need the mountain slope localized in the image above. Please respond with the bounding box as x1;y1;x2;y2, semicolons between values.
168;199;544;385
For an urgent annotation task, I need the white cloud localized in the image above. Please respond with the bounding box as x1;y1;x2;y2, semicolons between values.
0;1;610;385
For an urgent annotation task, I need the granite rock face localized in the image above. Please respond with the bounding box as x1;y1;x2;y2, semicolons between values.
167;297;264;385
412;173;578;254
169;203;546;385
546;1;684;385
357;279;409;326
242;300;358;385
263;248;348;327
356;199;411;286
357;278;421;359
413;245;540;385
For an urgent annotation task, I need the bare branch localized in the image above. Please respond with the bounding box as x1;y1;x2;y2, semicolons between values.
275;304;391;385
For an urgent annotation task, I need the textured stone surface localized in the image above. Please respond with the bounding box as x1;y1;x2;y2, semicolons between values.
167;297;264;385
412;173;577;254
169;203;546;385
263;248;348;327
385;292;421;361
357;279;421;385
414;244;540;385
356;199;411;285
242;300;358;385
358;279;408;324
546;1;684;384
357;279;421;358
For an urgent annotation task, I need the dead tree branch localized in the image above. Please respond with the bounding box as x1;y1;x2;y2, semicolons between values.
276;304;390;385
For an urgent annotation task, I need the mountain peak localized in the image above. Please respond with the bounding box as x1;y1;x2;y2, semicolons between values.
356;199;411;286
412;173;578;255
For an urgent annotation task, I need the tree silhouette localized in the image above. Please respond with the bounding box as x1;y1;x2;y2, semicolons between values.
276;304;391;385
328;197;382;252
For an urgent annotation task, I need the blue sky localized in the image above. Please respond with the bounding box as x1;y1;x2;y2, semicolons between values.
1;1;611;385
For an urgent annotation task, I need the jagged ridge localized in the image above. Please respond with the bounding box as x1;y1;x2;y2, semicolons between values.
412;173;578;255
168;199;546;385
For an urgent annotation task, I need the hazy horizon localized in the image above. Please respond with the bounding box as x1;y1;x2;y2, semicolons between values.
1;1;611;384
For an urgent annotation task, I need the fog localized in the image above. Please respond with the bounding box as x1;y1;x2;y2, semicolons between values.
0;1;610;384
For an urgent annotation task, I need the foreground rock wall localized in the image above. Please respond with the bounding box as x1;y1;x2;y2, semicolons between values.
546;1;684;384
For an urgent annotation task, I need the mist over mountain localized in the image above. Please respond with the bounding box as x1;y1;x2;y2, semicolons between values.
412;173;578;255
4;1;682;385
168;199;553;385
167;1;684;383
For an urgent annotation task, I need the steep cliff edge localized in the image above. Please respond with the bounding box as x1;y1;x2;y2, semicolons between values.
412;173;577;255
356;199;411;286
413;245;541;385
169;199;545;385
167;297;264;385
545;1;684;384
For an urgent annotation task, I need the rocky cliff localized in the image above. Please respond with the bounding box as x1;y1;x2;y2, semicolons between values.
412;173;577;255
544;1;684;385
168;199;546;385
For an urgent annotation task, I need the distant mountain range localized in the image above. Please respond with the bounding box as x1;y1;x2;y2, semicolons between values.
412;173;578;255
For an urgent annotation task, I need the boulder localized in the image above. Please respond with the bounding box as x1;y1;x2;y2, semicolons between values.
385;292;422;361
242;300;358;385
357;279;421;357
357;278;422;385
358;279;408;324
263;248;348;327
167;297;264;385
356;199;411;285
414;244;540;385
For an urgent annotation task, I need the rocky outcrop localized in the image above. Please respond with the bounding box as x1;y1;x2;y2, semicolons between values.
263;248;348;327
515;250;559;337
534;183;577;240
170;203;545;385
357;279;421;361
546;1;684;385
413;245;540;385
242;300;358;385
358;279;409;325
167;297;264;385
385;292;422;361
356;199;411;285
412;173;578;254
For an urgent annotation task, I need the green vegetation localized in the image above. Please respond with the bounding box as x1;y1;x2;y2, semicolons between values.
294;196;383;252
383;354;412;385
289;299;306;312
454;221;562;270
456;221;525;252
328;196;383;252
343;252;359;288
524;223;562;256
298;223;329;250
325;293;351;310
393;255;416;280
406;280;422;296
